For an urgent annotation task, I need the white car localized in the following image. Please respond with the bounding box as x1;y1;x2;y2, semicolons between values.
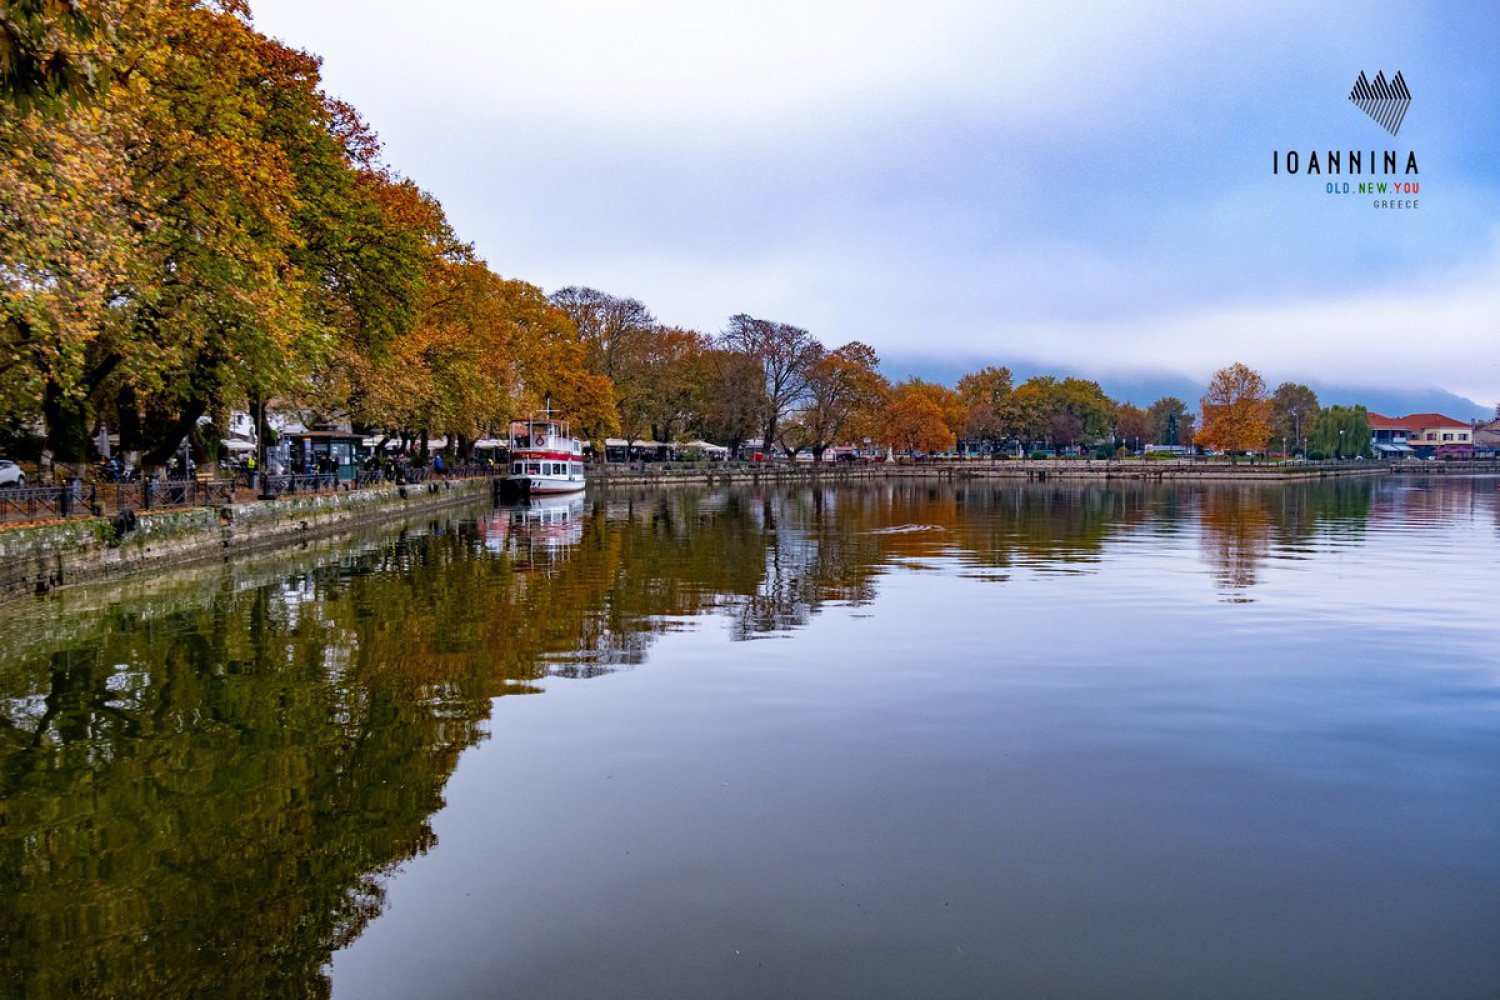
0;460;25;488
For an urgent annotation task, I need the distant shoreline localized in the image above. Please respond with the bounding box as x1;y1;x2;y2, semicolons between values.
589;458;1432;488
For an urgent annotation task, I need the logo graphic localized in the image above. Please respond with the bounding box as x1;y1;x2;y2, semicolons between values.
1348;71;1410;136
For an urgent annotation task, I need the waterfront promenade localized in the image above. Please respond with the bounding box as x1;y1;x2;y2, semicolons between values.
589;456;1427;487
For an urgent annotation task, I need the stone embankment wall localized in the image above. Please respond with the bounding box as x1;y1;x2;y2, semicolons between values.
0;478;492;602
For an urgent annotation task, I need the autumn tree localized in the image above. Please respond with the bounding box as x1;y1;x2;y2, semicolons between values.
2;2;471;469
789;341;888;460
311;174;467;439
1;2;321;465
956;365;1015;453
1009;376;1114;451
880;388;954;455
689;346;764;456
1198;363;1273;455
894;378;966;441
1270;382;1319;455
718;313;821;450
508;281;617;447
549;286;658;446
0;91;137;456
548;287;656;382
0;0;104;111
636;326;710;445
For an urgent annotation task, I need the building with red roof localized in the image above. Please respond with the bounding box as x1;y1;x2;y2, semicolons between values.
1368;412;1474;458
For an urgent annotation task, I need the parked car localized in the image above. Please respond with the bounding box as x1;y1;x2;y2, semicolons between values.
0;460;25;487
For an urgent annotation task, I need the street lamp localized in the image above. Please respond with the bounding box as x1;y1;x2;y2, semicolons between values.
1338;427;1345;460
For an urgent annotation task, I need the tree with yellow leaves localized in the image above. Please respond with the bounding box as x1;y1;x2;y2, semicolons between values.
1198;363;1273;455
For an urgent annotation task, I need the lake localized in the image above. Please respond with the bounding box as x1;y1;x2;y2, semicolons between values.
1;476;1497;999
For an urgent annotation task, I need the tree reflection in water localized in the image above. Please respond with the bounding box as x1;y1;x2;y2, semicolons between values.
0;478;1382;996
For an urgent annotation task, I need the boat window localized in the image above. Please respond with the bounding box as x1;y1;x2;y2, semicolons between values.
512;462;522;475
527;463;540;475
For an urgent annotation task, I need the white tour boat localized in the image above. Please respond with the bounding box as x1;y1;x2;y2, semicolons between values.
503;413;587;496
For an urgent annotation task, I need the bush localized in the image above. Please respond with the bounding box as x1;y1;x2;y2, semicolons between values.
1028;451;1049;461
1307;449;1327;460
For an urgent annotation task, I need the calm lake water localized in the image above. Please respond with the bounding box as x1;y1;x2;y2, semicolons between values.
2;476;1498;999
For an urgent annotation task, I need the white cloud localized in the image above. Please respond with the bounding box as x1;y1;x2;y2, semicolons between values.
985;245;1500;402
246;1;1500;403
253;0;1333;136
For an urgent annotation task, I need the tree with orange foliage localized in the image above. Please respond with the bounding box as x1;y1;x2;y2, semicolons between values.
790;341;888;460
880;390;955;456
1198;363;1273;454
894;378;966;440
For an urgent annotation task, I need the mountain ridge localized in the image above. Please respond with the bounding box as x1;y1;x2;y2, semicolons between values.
880;355;1496;422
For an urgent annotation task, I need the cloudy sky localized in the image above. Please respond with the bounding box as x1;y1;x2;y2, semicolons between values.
250;0;1500;405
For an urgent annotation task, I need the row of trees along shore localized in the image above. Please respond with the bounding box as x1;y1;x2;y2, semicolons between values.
1;3;1370;471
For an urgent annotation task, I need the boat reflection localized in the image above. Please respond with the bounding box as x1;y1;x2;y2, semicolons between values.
477;495;586;562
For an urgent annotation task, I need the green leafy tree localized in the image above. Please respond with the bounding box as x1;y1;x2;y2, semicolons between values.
1114;402;1151;453
1270;382;1319;455
1308;404;1372;459
1147;396;1194;447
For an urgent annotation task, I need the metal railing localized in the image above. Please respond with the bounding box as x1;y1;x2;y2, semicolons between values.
0;463;503;525
89;478;240;513
0;484;86;523
261;473;340;495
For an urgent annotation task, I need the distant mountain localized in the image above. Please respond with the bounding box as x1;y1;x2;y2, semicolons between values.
880;355;1495;421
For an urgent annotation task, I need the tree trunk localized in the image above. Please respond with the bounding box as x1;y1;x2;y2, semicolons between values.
116;386;143;468
42;380;91;468
142;397;208;467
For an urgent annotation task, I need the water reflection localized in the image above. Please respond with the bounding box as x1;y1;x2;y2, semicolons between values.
0;476;1492;997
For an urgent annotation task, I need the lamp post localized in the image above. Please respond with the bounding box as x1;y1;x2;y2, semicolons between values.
1338;427;1345;461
